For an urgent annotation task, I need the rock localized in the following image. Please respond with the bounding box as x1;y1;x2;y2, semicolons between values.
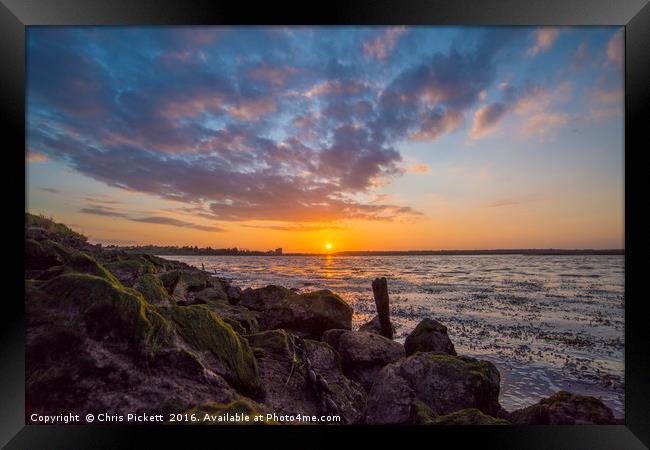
509;391;616;425
194;286;229;306
103;254;156;285
239;285;293;310
322;329;348;350
184;398;273;424
404;318;456;356
366;353;502;424
359;315;396;337
418;407;510;425
133;273;174;306
325;330;405;390
26;273;254;419
157;270;224;304
244;330;367;424
227;285;242;304
241;286;353;339
200;303;260;334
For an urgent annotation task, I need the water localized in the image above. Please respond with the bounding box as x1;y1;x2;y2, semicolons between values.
164;254;625;417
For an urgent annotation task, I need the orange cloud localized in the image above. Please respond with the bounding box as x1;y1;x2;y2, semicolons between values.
408;163;431;174
26;152;48;163
363;27;407;61
528;29;560;56
521;112;570;137
607;29;623;64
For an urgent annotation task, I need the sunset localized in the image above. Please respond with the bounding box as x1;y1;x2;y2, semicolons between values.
26;26;623;253
25;25;625;427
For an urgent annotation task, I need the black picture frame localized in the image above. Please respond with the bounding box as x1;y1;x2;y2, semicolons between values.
2;0;648;448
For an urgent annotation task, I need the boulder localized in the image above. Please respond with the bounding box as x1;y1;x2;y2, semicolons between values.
227;285;242;304
200;303;260;334
244;330;367;424
26;273;257;419
404;318;456;356
324;330;405;390
184;398;273;424
240;286;353;339
366;353;502;424
359;315;396;337
239;285;293;310
103;254;156;285
411;402;509;425
133;273;174;306
509;391;616;425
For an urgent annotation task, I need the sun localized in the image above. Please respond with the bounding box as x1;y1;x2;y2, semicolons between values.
325;243;332;251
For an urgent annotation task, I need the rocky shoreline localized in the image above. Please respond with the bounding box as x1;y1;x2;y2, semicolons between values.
25;213;619;425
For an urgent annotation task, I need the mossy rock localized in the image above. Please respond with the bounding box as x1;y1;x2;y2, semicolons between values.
509;391;615;425
105;255;157;284
411;400;436;424
431;408;510;425
183;398;272;425
30;240;119;285
158;305;261;396
39;273;174;354
26;212;86;241
134;274;175;306
244;329;291;355
26;239;64;271
200;302;259;334
404;318;457;356
158;270;213;302
194;286;228;306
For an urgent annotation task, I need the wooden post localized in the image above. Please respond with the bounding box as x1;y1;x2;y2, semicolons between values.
372;277;393;339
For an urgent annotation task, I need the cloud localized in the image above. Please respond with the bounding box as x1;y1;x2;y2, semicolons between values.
469;102;509;139
243;223;343;232
39;187;61;194
488;199;521;207
527;29;560;56
521;112;570;137
362;27;407;61
80;206;128;217
407;163;431;174
25;27;541;226
607;29;623;64
80;205;224;231
27;152;49;163
130;216;225;232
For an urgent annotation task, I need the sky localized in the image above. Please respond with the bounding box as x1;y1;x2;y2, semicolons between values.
26;26;624;252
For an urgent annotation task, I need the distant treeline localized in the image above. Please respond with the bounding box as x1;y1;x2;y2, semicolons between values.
328;249;625;256
110;245;283;256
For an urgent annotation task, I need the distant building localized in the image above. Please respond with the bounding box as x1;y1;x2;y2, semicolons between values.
274;247;283;255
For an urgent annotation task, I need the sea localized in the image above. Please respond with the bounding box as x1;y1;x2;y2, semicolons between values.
164;254;625;417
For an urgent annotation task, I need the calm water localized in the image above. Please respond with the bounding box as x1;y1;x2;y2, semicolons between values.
166;254;625;417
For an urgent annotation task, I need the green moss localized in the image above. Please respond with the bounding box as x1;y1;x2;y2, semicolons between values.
26;239;63;271
40;273;174;354
26;212;86;241
421;352;496;381
159;305;261;396
105;255;156;278
432;408;509;425
244;329;290;354
199;302;259;334
134;274;175;306
184;398;272;425
411;400;436;425
194;286;228;306
34;240;119;284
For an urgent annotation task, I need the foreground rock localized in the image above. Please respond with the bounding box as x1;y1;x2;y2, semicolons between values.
26;239;262;418
245;330;367;423
239;286;353;339
404;318;456;356
509;391;615;425
323;330;404;390
358;315;396;337
366;353;503;424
